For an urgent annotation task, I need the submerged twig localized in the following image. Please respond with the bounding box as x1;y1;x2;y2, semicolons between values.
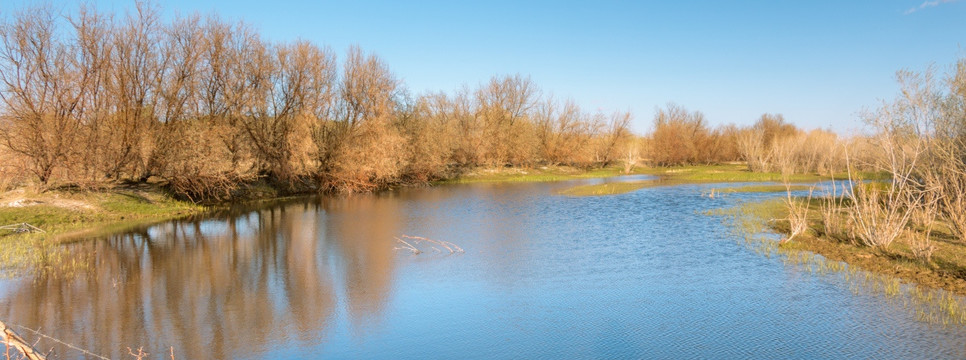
402;235;464;253
394;235;464;255
394;237;422;254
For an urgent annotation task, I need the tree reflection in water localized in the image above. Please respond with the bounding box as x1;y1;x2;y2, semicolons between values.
0;194;411;359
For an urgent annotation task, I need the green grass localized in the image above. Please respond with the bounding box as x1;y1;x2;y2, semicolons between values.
557;181;651;196
0;190;200;234
0;186;205;276
434;165;637;184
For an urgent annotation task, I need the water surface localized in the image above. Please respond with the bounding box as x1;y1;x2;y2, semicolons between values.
2;179;964;359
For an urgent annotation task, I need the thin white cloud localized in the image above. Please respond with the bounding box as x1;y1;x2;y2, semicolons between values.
904;0;960;14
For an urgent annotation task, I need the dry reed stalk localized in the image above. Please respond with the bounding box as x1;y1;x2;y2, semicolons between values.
820;180;847;240
909;190;940;263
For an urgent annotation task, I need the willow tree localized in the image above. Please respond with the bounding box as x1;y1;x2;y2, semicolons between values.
315;46;400;191
0;6;97;184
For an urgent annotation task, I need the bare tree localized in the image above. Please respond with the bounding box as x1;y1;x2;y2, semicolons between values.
237;40;335;185
647;103;710;166
316;45;400;191
912;59;966;243
596;110;632;166
0;6;97;185
534;97;594;166
475;74;538;166
146;14;203;179
71;6;115;184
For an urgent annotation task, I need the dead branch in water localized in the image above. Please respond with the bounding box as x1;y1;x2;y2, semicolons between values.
8;323;110;360
394;235;464;254
0;320;46;360
128;347;148;360
394;237;422;254
0;223;45;234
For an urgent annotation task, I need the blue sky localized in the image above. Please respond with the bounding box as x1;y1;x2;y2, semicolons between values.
2;0;964;133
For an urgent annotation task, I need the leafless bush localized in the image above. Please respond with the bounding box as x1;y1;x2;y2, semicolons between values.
919;58;966;243
737;113;846;175
737;127;769;172
394;93;452;182
801;129;845;176
622;137;641;173
773;136;814;243
845;70;932;249
166;171;248;203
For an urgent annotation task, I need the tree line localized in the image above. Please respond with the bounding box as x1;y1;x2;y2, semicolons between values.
0;3;852;201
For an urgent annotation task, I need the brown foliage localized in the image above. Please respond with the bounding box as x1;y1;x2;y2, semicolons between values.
647;104;709;166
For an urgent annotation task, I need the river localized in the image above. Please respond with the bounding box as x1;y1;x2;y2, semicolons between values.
2;177;965;359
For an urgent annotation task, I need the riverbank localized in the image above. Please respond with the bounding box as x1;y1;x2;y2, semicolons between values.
0;163;882;276
0;163;856;240
0;165;639;274
754;198;966;297
0;184;206;275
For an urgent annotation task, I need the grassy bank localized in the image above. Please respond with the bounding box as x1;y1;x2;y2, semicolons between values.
717;199;966;326
747;197;966;297
0;163;877;276
0;185;206;275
